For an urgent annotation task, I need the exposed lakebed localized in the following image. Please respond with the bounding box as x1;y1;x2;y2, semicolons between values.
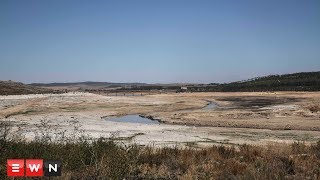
2;92;319;147
106;100;219;125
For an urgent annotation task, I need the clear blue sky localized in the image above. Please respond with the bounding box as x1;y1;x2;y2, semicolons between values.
1;0;319;83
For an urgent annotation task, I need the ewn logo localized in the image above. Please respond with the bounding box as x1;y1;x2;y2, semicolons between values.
7;159;61;177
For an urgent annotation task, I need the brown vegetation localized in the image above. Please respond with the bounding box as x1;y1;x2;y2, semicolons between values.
1;120;320;179
307;104;320;113
0;80;56;95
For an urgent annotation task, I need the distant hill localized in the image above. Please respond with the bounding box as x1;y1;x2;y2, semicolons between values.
30;81;147;87
208;71;320;92
3;71;319;94
0;81;56;95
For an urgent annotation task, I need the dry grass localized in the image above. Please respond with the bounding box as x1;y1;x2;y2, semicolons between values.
308;105;320;113
1;121;320;179
304;99;320;114
2;139;320;179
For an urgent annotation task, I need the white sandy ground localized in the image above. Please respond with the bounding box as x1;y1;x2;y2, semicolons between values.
4;111;320;147
1;93;320;147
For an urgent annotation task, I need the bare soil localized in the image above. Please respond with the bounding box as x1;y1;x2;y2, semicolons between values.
1;92;320;146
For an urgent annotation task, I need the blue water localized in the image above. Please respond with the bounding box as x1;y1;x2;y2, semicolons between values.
106;115;160;125
203;101;219;110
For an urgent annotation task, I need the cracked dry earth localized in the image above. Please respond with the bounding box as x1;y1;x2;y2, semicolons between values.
1;92;320;147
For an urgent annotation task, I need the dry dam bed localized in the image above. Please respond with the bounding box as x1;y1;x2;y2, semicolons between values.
1;92;320;147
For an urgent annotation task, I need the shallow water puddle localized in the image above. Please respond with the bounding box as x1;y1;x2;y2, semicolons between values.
106;115;160;125
203;101;219;110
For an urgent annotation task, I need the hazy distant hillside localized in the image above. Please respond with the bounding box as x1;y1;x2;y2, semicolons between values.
213;71;320;92
31;82;147;87
26;71;320;93
0;81;55;95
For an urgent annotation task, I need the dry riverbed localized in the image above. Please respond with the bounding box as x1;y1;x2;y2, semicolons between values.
1;92;320;147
